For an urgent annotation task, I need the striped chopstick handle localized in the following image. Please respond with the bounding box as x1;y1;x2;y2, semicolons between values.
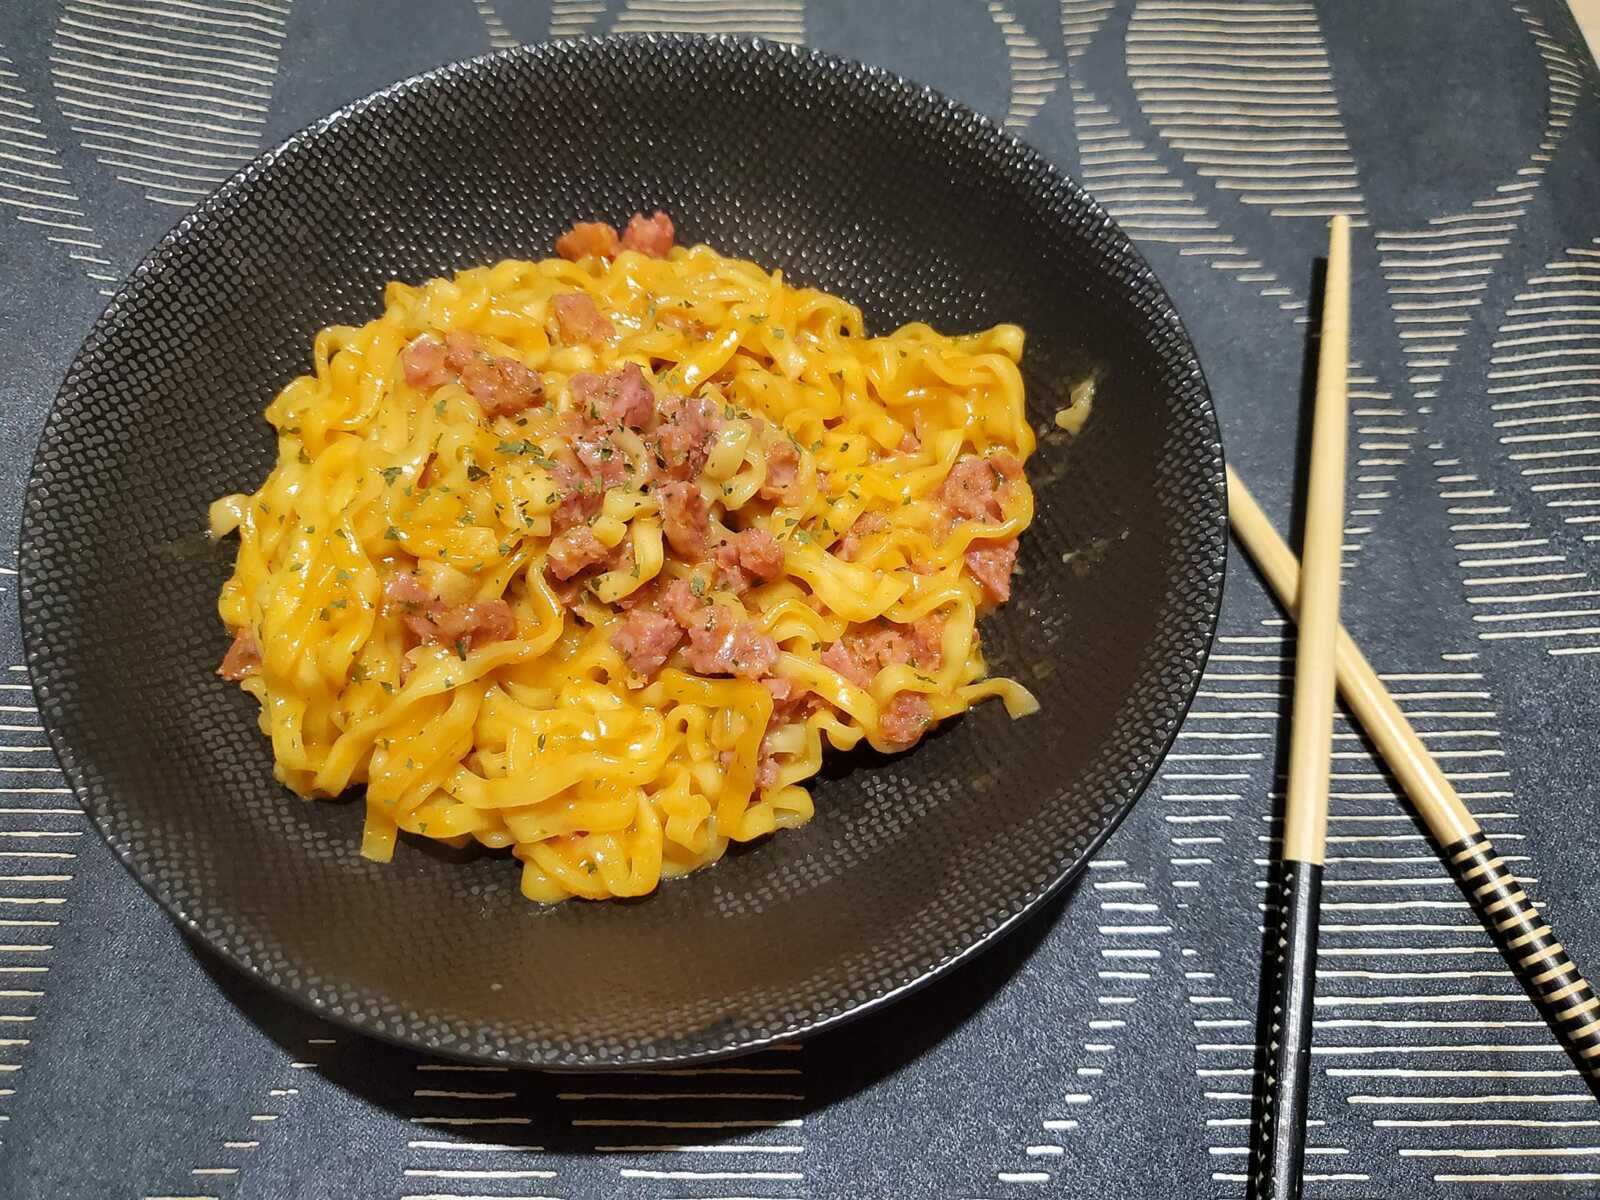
1250;860;1323;1200
1447;831;1600;1079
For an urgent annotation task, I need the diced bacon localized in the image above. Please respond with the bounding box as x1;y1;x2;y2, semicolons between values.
661;577;703;626
767;676;817;725
560;409;629;489
755;734;782;790
571;363;655;430
552;293;615;345
551;463;604;532
653;394;720;480
898;430;921;453
966;538;1019;604
909;613;945;671
682;607;780;679
878;691;933;751
546;526;609;580
401;333;450;389
821;639;873;689
610;609;683;677
621;210;675;257
759;435;800;501
836;511;889;561
942;452;1015;521
217;628;261;680
456;347;542;417
385;572;516;652
713;528;784;591
658;480;711;559
762;676;794;705
555;220;620;262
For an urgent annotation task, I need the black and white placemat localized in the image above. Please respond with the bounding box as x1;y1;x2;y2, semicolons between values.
2;1;1599;1196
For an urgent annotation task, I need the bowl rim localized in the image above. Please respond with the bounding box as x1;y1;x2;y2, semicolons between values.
18;31;1228;1068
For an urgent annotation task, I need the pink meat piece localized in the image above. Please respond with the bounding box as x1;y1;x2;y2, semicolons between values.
560;409;629;489
385;572;516;652
551;463;604;533
217;628;261;680
551;293;615;345
401;334;450;389
713;529;784;591
755;732;782;790
942;453;1010;521
661;577;703;626
965;538;1019;604
546;526;609;581
836;511;889;561
759;435;800;501
682;607;780;679
620;210;675;257
909;614;945;671
878;691;933;751
821;639;873;689
571;363;654;430
611;609;683;677
898;430;921;453
653;394;720;481
448;333;543;417
658;481;711;559
555;220;620;262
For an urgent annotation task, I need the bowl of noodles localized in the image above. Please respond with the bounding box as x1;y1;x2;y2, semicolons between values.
19;36;1224;1065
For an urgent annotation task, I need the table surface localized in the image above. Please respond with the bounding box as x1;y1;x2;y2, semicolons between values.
2;2;1600;1198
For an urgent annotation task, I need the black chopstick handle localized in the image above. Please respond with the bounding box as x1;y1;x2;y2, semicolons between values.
1445;831;1600;1086
1250;859;1323;1200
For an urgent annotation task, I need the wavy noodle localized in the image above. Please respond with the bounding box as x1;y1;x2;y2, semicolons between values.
212;227;1040;902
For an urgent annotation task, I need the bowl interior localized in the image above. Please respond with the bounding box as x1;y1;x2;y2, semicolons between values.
20;36;1224;1065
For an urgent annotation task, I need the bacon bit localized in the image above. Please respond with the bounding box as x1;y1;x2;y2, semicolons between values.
552;293;615;345
898;429;921;453
713;528;784;591
621;210;675;257
659;576;778;679
457;348;542;417
546;526;609;581
759;435;800;501
217;628;261;680
571;363;655;430
878;691;933;751
836;511;890;561
966;538;1019;604
385;572;516;652
401;333;451;389
755;732;782;790
943;453;1004;521
653;394;720;481
560;410;629;489
551;462;604;532
610;609;683;677
821;639;873;689
555;220;620;262
658;481;711;559
682;607;779;679
661;577;703;626
909;613;945;671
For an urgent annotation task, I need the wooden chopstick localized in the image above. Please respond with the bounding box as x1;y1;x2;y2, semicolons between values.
1248;214;1351;1200
1229;461;1600;1093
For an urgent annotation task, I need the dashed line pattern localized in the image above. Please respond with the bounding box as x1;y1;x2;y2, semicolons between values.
987;1;1064;130
48;0;292;210
1125;0;1367;222
0;43;111;291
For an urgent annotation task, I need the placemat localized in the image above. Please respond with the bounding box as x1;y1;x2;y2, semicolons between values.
1;2;1598;1196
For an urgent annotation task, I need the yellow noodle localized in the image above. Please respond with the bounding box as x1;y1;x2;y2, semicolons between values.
212;237;1040;901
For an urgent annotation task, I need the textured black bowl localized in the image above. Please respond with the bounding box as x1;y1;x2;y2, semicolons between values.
19;36;1224;1066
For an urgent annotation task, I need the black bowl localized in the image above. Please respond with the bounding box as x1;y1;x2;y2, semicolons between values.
18;36;1224;1066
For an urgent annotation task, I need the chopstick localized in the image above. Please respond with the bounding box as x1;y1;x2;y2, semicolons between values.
1230;463;1600;1095
1247;214;1351;1200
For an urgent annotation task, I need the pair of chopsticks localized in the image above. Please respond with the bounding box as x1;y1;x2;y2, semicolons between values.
1240;216;1600;1199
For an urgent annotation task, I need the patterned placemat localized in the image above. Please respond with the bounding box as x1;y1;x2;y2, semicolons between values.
1;2;1598;1196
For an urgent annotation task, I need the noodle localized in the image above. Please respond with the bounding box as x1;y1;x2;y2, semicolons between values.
211;213;1039;902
